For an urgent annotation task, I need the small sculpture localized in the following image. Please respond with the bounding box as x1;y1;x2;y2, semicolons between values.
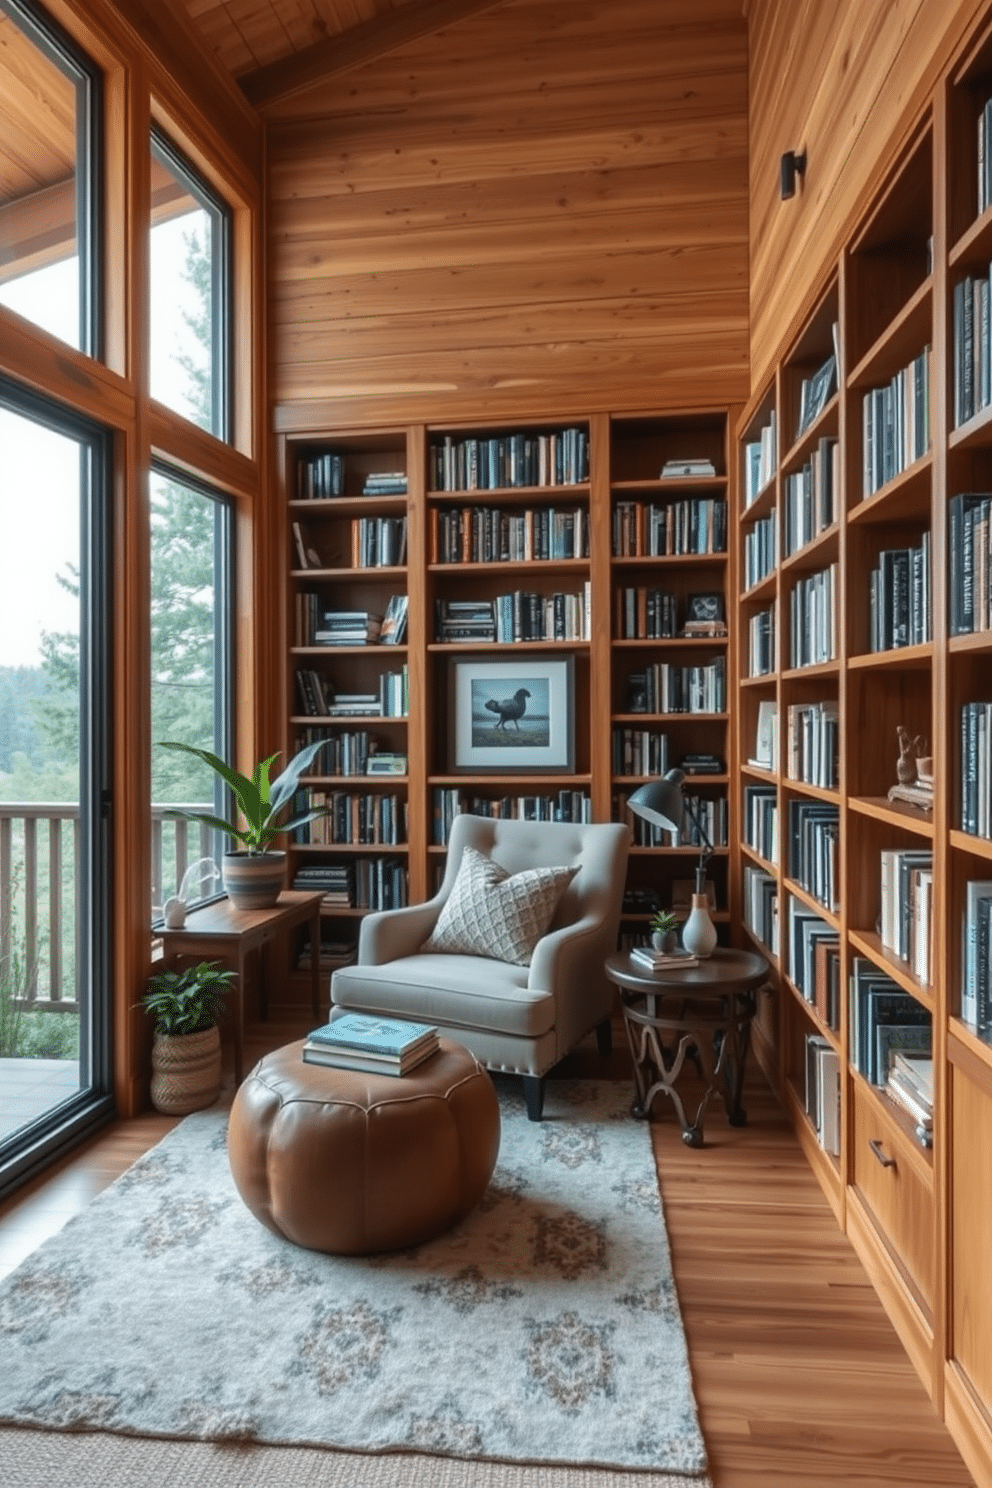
162;857;220;929
888;728;933;814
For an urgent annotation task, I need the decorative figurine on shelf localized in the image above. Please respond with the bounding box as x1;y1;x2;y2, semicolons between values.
887;726;934;814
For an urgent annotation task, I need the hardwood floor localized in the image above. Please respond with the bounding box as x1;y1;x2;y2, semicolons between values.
0;1019;976;1488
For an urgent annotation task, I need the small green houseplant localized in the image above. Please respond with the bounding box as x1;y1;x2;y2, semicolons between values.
160;738;327;909
649;908;680;951
139;960;237;1114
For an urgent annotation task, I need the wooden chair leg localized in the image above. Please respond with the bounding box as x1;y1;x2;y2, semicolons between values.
595;1017;613;1056
523;1074;545;1121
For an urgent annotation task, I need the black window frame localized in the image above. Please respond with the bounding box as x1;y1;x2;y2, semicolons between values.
149;129;232;444
0;374;114;1200
149;460;235;926
0;0;102;360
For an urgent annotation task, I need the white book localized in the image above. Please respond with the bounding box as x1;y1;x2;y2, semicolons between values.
962;880;992;1027
817;1042;841;1157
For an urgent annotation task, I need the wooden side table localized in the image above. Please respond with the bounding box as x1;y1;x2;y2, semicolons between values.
605;948;769;1147
159;890;323;1085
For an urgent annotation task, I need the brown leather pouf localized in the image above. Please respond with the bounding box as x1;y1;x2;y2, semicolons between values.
227;1037;500;1255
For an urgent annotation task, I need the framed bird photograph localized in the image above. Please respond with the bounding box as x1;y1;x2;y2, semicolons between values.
448;656;575;773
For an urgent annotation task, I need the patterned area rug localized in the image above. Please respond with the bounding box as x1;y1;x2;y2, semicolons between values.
0;1079;707;1479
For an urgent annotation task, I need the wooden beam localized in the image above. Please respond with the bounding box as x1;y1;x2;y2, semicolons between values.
239;0;509;112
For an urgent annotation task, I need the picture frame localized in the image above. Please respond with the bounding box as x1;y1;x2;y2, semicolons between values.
686;592;724;623
795;352;838;438
448;656;574;773
671;878;717;913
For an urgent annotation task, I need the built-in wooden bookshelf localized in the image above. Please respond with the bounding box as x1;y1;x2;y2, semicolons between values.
735;25;992;1483
280;407;739;972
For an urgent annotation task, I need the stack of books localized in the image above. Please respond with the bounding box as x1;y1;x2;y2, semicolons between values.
302;1014;439;1077
886;1052;934;1147
362;471;408;496
660;457;716;478
314;610;383;645
630;945;699;973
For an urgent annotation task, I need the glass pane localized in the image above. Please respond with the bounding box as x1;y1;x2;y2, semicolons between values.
149;138;227;437
0;404;84;1144
0;2;90;352
150;472;229;921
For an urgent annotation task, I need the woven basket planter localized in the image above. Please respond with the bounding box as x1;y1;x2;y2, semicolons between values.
150;1026;222;1115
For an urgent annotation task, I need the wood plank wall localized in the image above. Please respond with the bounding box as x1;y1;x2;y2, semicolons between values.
265;0;750;429
748;0;989;389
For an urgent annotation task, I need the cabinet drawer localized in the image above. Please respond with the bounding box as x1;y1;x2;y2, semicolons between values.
850;1079;934;1310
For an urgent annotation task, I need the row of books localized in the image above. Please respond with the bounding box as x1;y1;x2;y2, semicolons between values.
432;505;589;564
625;657;726;715
429;428;589;491
962;878;992;1038
434;586;591;643
850;956;932;1099
886;1052;934;1145
620;791;727;849
785;699;839;789
953;262;992;428
295;595;407;647
795;348;838;439
861;346;931;498
978;94;992;215
743;864;778;955
430;788;592;846
867;535;931;651
743;783;777;866
960;701;992;837
805;1033;841;1157
948;492;992;635
292;857;407;911
880;849;934;984
784;435;839;556
789;897;840;1030
292;789;407;846
294;667;409;719
744;507;776;590
296;450;346;500
744;409;777;506
748;605;775;677
296;938;356;974
614;586;680;640
291;729;405;778
302;1014;439;1078
611;498;727;556
352;515;407;569
789;563;838;668
788;799;839;912
611;727;670;778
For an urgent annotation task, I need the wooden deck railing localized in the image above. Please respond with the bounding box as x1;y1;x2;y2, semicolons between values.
0;803;212;1008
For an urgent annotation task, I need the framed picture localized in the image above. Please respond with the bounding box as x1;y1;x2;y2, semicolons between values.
448;656;574;773
671;878;717;912
686;592;724;624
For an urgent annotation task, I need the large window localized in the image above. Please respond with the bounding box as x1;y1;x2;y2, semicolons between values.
150;470;233;921
149;130;230;440
0;379;112;1194
0;0;99;355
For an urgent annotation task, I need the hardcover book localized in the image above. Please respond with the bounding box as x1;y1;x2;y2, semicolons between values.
307;1013;438;1058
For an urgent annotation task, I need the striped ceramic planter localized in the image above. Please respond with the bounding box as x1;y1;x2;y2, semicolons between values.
222;851;286;911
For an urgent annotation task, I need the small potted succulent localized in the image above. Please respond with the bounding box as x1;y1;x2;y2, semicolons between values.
159;739;328;910
649;908;680;952
139;960;237;1114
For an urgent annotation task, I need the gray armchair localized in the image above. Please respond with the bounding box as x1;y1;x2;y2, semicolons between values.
330;814;631;1118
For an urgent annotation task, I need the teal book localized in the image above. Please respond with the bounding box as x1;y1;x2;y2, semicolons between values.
307;1013;437;1058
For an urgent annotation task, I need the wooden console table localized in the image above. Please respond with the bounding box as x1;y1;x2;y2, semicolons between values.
159;890;323;1084
605;948;769;1147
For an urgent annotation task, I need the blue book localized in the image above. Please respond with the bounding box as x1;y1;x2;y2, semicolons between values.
307;1013;437;1058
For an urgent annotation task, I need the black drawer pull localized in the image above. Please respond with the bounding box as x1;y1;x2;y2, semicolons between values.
869;1138;896;1170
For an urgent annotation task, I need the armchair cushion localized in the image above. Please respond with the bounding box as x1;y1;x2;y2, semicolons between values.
421;846;577;966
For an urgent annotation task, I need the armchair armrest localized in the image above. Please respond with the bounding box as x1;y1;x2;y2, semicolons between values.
358;896;446;965
527;914;606;991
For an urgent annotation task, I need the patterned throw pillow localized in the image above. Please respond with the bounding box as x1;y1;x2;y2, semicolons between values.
423;846;577;966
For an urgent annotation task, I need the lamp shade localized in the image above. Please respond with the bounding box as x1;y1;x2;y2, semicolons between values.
626;767;687;835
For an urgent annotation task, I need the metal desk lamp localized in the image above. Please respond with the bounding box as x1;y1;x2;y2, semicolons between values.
626;767;718;958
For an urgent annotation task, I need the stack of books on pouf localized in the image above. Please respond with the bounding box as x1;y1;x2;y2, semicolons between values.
302;1013;439;1077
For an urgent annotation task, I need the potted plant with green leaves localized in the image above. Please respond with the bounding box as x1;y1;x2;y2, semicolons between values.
139;960;237;1114
159;739;328;910
649;908;680;952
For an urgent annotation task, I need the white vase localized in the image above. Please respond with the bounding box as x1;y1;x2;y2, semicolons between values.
681;894;718;958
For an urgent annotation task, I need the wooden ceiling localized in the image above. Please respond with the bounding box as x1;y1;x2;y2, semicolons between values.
179;0;509;110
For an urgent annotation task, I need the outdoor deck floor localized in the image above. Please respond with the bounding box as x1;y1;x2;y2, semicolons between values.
0;1059;80;1141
